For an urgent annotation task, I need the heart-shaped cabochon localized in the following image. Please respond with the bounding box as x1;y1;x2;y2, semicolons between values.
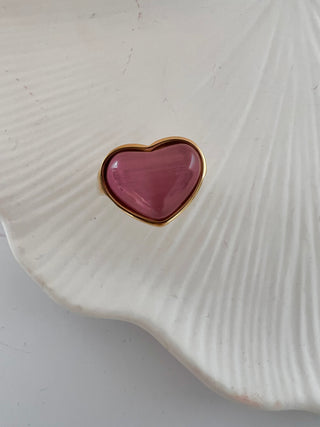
100;137;206;225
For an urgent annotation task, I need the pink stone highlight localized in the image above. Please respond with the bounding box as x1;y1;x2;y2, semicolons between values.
105;143;202;222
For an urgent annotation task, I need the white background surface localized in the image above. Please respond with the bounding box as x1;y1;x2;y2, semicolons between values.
1;223;320;427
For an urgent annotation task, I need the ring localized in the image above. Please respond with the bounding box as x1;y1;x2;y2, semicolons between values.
100;136;206;226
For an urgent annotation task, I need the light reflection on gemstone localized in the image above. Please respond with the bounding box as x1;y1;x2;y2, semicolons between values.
104;142;203;222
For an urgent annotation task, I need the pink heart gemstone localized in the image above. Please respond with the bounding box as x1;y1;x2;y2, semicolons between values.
102;140;204;223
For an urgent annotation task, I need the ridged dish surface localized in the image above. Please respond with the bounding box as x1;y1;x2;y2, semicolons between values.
1;0;320;411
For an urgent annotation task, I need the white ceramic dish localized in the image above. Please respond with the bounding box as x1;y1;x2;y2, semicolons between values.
1;0;320;412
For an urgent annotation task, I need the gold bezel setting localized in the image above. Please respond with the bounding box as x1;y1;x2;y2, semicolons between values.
100;136;206;226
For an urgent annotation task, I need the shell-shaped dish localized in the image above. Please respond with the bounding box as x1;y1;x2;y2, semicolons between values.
1;0;320;412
